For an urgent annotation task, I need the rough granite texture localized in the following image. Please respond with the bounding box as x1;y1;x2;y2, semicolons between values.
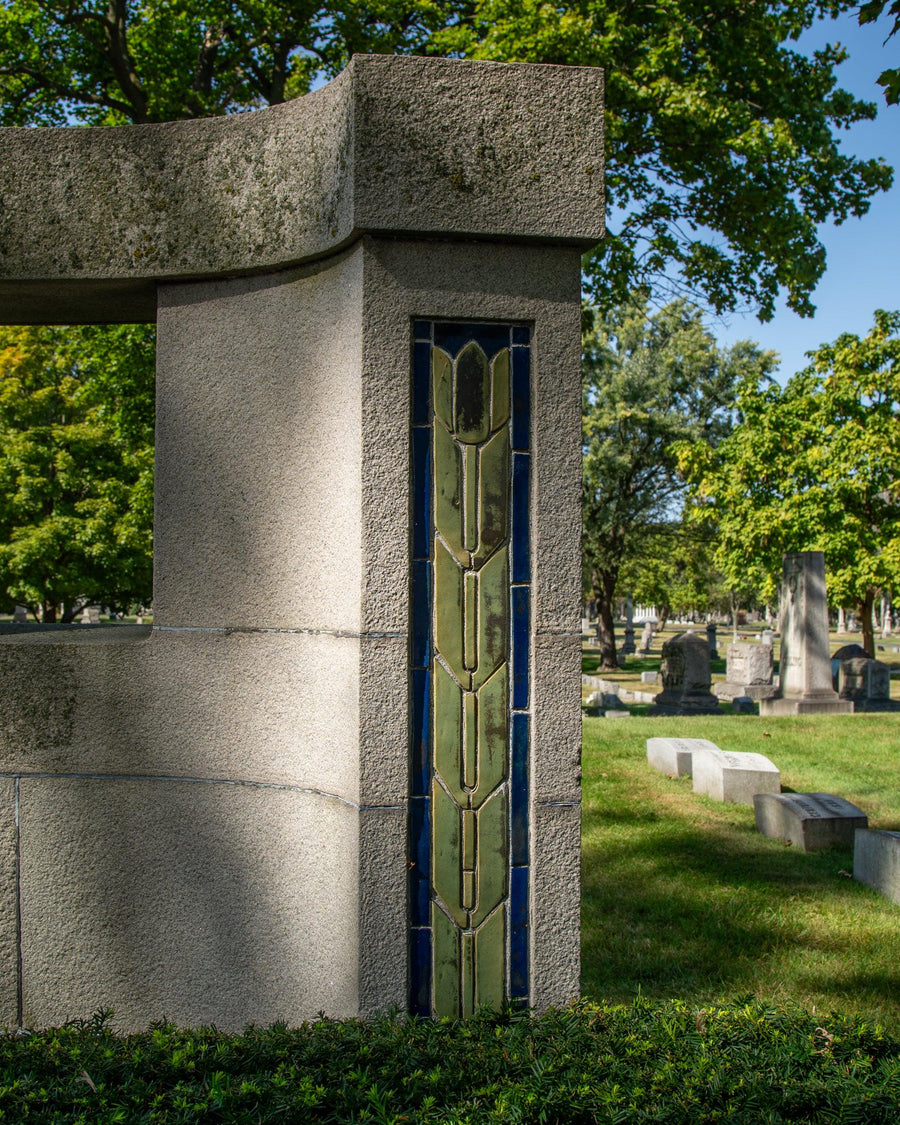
854;829;900;906
19;778;362;1031
530;803;581;1009
0;56;603;324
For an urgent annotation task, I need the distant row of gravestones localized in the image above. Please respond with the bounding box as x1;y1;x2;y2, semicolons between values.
646;737;900;907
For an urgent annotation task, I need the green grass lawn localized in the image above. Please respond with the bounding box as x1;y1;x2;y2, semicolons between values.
582;712;900;1032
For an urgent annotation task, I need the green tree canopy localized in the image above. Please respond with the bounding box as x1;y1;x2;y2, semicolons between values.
582;295;775;668
0;325;155;621
0;0;892;319
679;309;900;658
860;0;900;103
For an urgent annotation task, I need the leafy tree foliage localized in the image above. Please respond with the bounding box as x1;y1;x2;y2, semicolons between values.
582;296;772;669
0;325;154;621
860;0;900;103
679;310;900;659
0;0;892;319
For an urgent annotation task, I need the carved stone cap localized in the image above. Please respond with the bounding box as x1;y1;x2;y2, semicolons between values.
0;55;604;323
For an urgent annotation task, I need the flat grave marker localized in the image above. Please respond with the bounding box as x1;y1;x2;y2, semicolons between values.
692;746;780;805
854;830;900;906
754;792;867;852
646;736;720;778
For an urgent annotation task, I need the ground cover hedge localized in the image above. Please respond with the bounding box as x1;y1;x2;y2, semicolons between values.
2;1000;900;1123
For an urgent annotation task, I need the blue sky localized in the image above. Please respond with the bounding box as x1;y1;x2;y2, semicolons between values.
713;10;900;380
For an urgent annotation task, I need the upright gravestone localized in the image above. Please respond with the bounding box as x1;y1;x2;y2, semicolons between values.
760;552;851;715
622;594;636;654
714;641;776;701
650;632;720;715
706;622;718;660
838;658;896;711
11;607;27;624
0;57;604;1030
638;621;654;654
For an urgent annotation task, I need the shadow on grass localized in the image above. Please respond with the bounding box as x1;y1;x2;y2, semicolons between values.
580;815;875;1004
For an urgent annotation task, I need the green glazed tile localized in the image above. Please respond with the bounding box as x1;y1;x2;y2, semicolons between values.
433;661;464;804
463;691;477;791
463;444;478;552
471;787;508;927
462;871;476;911
432;782;467;927
433;348;453;432
472;547;509;691
432;903;461;1019
475;907;506;1012
433;421;466;564
473;428;509;567
453;342;491;443
434;540;468;688
462;807;476;869
471;665;508;808
490;349;510;432
460;932;477;1018
464;571;477;673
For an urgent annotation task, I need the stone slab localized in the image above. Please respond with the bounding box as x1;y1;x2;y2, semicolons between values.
18;777;377;1030
692;746;780;805
854;829;900;906
646;737;721;778
760;696;852;716
754;792;867;851
0;56;604;324
604;709;631;718
714;682;778;700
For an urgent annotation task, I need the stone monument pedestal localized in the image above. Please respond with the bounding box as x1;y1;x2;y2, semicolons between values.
0;56;603;1030
760;552;851;716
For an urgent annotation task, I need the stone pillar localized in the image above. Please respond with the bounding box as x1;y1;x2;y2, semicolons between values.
622;593;636;654
706;622;718;660
0;56;604;1029
837;606;847;634
760;552;851;716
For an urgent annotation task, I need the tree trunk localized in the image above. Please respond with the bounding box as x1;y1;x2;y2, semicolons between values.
592;569;619;670
658;604;670;633
731;591;739;642
41;600;57;624
859;587;876;658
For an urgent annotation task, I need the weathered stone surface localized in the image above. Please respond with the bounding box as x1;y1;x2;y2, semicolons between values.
651;631;720;714
839;657;894;711
761;552;851;716
854;829;900;906
692;746;780;805
731;696;758;714
0;56;604;324
754;792;867;852
646;737;720;778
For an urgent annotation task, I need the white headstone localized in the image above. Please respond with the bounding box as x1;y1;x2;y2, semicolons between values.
754;792;867;852
646;737;720;778
692;746;780;805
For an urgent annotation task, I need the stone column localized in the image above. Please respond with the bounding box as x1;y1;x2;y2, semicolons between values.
760;552;851;715
0;56;603;1029
837;606;847;634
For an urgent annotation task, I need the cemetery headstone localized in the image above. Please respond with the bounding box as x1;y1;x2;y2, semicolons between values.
80;606;100;625
640;671;658;684
754;792;867;851
760;552;851;715
646;736;720;778
692;746;780;805
706;622;718;660
0;55;604;1030
650;631;720;714
854;830;900;906
637;622;654;654
836;607;847;634
714;641;777;700
622;594;636;655
830;642;874;690
838;657;897;711
760;628;774;646
731;696;758;714
12;606;27;624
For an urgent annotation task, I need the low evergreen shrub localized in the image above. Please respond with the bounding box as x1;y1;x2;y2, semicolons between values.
1;999;899;1123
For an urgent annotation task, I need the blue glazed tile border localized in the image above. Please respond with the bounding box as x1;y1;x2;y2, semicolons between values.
410;320;531;1015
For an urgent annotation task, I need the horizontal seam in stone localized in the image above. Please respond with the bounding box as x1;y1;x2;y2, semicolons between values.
151;626;406;639
0;772;403;811
535;799;580;808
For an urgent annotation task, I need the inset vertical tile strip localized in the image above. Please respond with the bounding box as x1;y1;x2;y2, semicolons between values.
409;321;530;1017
